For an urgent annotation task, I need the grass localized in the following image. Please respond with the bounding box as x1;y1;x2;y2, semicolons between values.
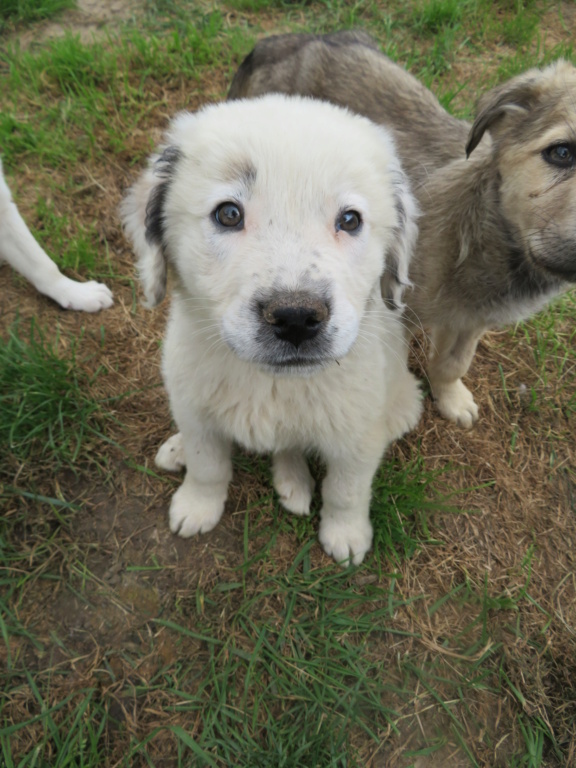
371;452;455;562
32;196;99;272
0;319;115;469
1;0;575;766
0;17;253;172
0;541;552;766
0;0;74;28
501;292;576;426
411;0;464;34
151;558;420;765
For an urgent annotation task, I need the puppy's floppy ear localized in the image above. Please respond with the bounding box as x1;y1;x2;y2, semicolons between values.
380;165;419;311
121;146;181;307
466;72;539;157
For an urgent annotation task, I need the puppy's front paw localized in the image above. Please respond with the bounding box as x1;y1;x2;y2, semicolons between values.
155;433;185;472
273;451;314;516
169;483;225;537
318;514;373;567
51;276;114;313
434;379;479;429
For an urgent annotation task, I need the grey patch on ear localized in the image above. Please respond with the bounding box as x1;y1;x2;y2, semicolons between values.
143;253;168;308
381;183;416;311
145;146;182;248
466;76;537;157
381;266;401;311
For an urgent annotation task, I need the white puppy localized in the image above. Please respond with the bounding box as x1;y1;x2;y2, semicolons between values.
0;158;113;312
122;95;422;566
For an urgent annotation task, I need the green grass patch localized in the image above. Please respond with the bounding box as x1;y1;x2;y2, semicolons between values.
505;292;576;419
411;0;464;34
0;0;74;26
32;196;98;273
0;15;254;167
371;451;454;562
147;559;418;766
0;319;115;468
1;548;556;765
501;6;540;47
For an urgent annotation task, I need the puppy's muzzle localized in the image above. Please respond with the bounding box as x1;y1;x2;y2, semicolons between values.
261;292;330;349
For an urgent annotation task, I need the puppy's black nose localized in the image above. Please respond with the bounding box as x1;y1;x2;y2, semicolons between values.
262;293;329;348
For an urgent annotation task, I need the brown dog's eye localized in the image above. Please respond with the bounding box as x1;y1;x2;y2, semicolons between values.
336;210;362;233
543;143;575;169
214;202;244;228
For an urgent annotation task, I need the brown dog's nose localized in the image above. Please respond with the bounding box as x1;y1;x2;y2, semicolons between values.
262;293;329;348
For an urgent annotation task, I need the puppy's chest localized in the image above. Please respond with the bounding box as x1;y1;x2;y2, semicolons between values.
202;367;379;454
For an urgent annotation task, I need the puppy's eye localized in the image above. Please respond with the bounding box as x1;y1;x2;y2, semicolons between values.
543;143;575;169
336;210;362;233
214;202;244;228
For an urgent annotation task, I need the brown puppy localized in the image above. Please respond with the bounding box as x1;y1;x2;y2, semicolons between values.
229;30;576;427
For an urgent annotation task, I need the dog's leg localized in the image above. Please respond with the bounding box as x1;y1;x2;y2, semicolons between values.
427;325;483;428
0;170;113;312
155;432;185;472
384;368;423;441
272;450;315;516
168;426;233;537
318;451;382;567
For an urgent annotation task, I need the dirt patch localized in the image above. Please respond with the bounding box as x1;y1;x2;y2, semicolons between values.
7;0;146;47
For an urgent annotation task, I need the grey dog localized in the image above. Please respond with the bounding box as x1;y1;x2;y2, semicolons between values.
229;30;576;427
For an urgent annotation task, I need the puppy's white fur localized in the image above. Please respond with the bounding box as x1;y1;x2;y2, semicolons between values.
0;159;113;312
123;95;422;566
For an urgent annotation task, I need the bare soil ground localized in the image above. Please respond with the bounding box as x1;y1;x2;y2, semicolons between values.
11;0;147;46
2;2;576;766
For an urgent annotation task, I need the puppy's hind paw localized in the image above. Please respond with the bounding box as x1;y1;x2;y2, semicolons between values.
318;515;373;567
272;450;314;516
169;483;224;537
155;433;186;472
434;379;479;429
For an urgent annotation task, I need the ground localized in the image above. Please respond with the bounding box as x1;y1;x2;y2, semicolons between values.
1;1;576;766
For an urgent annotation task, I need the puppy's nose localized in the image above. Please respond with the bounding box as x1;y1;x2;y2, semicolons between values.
262;293;329;348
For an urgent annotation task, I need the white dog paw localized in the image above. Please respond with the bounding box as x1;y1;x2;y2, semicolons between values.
155;433;186;472
273;451;314;516
434;379;479;429
169;483;225;537
318;515;373;567
51;276;114;313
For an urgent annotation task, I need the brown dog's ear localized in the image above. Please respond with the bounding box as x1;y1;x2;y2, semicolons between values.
121;146;181;307
380;165;419;311
465;73;539;157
